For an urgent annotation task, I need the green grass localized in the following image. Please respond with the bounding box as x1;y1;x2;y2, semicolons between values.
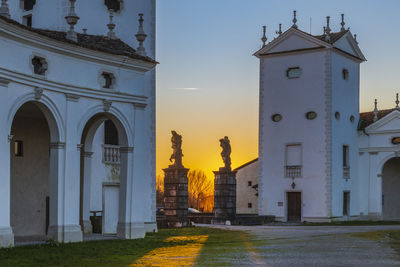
302;220;400;226
351;230;400;255
0;227;251;267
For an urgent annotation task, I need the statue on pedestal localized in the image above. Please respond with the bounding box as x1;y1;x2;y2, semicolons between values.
219;136;231;171
169;130;183;168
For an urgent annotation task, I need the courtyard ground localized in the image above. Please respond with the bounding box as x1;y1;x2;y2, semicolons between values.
1;224;400;266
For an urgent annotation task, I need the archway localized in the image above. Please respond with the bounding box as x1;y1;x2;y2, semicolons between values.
80;112;129;235
10;101;59;241
382;157;400;220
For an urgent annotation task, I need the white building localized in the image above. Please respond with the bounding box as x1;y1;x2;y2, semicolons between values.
255;12;400;222
235;158;258;214
0;0;157;247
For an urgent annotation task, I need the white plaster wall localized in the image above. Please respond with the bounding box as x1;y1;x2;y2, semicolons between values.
330;52;360;218
10;105;50;237
259;50;329;221
236;161;258;214
269;34;319;53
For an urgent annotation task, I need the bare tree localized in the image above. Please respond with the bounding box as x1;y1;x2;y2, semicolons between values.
188;170;213;212
156;174;164;207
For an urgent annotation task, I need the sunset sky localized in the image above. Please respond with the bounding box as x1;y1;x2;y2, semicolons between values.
155;0;400;179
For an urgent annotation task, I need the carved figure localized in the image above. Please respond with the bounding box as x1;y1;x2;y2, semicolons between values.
169;130;183;167
219;136;231;170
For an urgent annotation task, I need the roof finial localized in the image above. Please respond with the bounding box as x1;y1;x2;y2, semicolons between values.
276;24;282;36
340;14;346;32
325;16;331;42
373;99;378;122
107;10;117;39
65;0;80;42
292;10;298;29
135;13;147;56
261;26;267;47
354;34;358;44
0;0;10;19
396;93;399;110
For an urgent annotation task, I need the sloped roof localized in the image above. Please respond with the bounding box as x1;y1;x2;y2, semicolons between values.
313;30;349;44
234;158;258;171
358;108;396;130
0;15;157;64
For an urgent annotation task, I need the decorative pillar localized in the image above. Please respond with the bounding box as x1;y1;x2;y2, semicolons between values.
163;131;189;227
65;0;80;42
81;151;93;234
213;136;237;224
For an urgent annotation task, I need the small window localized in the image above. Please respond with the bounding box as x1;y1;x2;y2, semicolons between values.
14;140;23;157
343;191;350;216
285;144;302;177
306;111;317;120
31;56;48;75
248;203;252;208
271;114;282;122
335;112;340;120
286;67;302;79
104;120;119;145
342;69;349;80
21;0;36;11
343;145;349;168
105;0;121;12
350;115;355;123
23;15;32;27
101;72;115;89
248;181;252;186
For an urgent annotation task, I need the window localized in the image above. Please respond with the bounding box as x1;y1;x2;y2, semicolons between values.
105;0;121;12
31;56;48;75
23;15;32;27
248;203;252;208
285;144;302;177
343;191;350;216
248;181;252;186
343;145;350;178
350;115;355;123
306;111;317;120
342;69;349;80
21;0;36;11
104;120;119;145
286;67;302;79
335;112;340;120
271;114;282;122
101;72;115;89
14;140;23;157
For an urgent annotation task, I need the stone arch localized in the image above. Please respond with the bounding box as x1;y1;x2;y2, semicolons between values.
381;156;400;220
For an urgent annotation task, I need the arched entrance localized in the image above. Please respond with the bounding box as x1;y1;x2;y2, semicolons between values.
80;112;129;236
10;101;60;241
382;157;400;220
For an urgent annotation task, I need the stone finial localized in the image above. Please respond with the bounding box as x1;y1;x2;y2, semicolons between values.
65;0;80;42
261;26;267;47
135;13;147;56
340;14;346;32
324;16;331;42
107;10;116;39
396;93;399;110
82;28;87;34
354;34;358;44
0;0;10;19
373;99;378;122
276;24;282;36
292;10;298;29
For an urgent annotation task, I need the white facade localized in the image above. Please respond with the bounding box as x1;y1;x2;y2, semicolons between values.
235;159;259;214
255;16;400;222
0;0;157;247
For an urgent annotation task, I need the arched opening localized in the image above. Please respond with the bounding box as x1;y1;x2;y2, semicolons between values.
80;113;128;236
382;157;400;220
10;101;59;242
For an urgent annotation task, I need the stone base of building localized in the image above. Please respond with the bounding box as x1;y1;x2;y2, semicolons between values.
47;225;83;243
144;222;158;233
0;227;14;247
117;222;146;239
303;217;331;223
82;220;93;234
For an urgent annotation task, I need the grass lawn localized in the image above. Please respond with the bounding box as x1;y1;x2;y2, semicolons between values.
0;227;253;267
302;220;400;226
352;230;400;255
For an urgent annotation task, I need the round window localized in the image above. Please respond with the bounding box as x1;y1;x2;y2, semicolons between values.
271;114;282;122
306;111;317;120
350;115;355;123
335;112;340;120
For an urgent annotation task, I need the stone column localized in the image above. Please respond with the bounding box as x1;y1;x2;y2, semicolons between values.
81;151;93;234
213;168;237;224
163;167;189;227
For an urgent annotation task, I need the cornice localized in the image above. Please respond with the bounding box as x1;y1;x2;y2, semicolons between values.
0;77;10;87
0;20;156;72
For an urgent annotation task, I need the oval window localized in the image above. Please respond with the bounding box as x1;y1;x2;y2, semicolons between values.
335;112;340;120
306;111;317;120
271;114;282;122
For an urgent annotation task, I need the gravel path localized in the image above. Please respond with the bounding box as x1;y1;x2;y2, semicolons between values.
197;224;400;266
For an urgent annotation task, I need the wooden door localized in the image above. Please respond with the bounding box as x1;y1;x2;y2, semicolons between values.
287;192;301;222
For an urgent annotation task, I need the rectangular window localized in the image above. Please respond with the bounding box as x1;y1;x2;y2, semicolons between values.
248;203;252;208
23;15;32;27
343;145;350;178
14;140;23;157
343;191;350;216
104;120;119;145
285;144;302;177
248;181;252;186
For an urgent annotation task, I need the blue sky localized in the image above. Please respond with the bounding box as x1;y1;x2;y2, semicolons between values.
155;0;400;175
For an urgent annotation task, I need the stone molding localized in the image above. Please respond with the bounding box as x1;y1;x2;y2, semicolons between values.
103;99;112;112
133;102;147;110
0;77;10;87
50;142;66;149
117;222;146;239
77;144;84;151
34;87;44;100
120;146;134;154
82;151;94;158
65;94;80;102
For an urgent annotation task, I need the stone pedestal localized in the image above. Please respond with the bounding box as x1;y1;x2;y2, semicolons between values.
163;166;189;227
213;169;237;224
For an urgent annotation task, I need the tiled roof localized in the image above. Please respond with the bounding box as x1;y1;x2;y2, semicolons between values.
313;30;349;44
358;108;395;130
0;15;157;64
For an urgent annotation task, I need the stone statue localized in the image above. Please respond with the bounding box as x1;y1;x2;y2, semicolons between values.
169;130;183;167
219;136;231;170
